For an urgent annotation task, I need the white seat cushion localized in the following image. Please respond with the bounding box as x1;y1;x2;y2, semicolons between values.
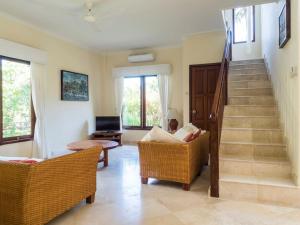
0;156;44;162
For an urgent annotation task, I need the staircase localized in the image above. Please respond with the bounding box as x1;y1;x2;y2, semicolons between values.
219;59;300;207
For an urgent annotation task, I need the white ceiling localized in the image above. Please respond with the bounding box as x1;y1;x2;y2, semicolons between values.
0;0;275;51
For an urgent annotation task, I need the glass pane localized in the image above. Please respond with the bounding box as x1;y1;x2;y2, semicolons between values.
2;59;31;138
122;77;141;127
234;7;248;43
145;76;161;127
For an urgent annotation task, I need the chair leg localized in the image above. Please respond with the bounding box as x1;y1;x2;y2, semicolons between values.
182;183;190;191
141;177;148;184
86;194;95;204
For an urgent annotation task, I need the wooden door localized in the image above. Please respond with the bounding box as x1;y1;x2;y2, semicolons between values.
189;64;221;130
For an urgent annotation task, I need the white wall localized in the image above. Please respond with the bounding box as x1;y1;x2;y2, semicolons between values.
224;5;262;61
0;15;102;157
261;1;300;185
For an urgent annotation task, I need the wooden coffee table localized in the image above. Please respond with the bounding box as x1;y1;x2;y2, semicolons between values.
67;140;119;167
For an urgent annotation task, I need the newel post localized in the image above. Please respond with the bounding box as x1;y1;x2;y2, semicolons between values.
209;114;219;198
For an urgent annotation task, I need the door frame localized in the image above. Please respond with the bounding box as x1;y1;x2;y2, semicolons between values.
189;63;221;124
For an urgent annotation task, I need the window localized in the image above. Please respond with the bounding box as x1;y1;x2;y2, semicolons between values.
233;6;255;43
122;76;161;129
0;56;35;144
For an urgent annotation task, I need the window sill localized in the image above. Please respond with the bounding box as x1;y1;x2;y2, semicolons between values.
123;127;152;131
0;138;33;146
233;40;255;45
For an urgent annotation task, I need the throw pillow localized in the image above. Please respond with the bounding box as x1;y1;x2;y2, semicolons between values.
183;132;194;142
141;126;183;143
174;123;200;141
9;159;38;164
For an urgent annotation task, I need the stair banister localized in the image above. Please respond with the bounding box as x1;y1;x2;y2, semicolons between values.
209;30;232;197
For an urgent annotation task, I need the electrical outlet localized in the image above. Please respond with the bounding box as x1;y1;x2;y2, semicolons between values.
290;66;298;77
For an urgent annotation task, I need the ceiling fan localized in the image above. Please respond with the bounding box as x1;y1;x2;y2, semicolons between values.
30;0;125;31
84;1;96;23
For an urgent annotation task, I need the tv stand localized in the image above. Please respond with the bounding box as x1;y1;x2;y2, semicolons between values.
90;131;122;146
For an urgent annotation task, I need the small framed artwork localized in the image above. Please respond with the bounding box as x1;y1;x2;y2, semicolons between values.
61;70;89;101
279;0;291;48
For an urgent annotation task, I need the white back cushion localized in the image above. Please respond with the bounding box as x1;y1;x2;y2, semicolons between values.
141;126;184;143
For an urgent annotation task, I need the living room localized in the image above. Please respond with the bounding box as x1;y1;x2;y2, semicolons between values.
1;0;300;224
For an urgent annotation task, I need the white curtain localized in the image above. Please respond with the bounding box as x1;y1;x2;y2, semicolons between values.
114;77;124;117
158;74;169;130
31;63;49;159
246;6;254;54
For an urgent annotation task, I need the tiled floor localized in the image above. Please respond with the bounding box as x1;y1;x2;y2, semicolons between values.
49;145;300;225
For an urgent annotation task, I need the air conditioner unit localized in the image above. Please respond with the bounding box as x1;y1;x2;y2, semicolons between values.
128;53;155;63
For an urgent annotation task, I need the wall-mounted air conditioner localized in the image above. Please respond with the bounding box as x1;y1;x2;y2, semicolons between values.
128;53;155;63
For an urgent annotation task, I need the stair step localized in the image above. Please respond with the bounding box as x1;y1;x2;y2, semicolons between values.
221;128;285;144
223;116;280;129
220;157;291;178
229;80;271;88
220;174;300;207
228;96;276;105
224;105;277;116
230;63;266;70
220;153;287;162
220;174;295;188
229;68;267;75
231;59;264;65
220;142;287;158
229;87;273;97
229;74;268;81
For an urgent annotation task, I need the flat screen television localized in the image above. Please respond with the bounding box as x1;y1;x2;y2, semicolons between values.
96;116;120;132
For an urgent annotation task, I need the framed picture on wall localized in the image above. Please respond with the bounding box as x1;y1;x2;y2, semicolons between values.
279;0;291;48
61;70;89;101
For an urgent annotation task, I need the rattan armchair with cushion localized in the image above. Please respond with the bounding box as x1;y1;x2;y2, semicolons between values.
0;146;101;225
138;132;209;190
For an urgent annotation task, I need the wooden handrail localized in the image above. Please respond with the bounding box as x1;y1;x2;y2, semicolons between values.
209;30;232;197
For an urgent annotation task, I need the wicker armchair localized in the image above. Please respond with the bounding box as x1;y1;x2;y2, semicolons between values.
0;147;101;225
138;132;209;190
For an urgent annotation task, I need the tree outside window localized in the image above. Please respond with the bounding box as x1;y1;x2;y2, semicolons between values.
122;76;161;129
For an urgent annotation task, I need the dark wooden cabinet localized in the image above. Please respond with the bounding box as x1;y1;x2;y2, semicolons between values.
189;63;221;130
90;132;122;146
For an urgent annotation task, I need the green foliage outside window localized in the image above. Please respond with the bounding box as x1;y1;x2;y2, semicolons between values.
2;59;31;138
122;76;161;128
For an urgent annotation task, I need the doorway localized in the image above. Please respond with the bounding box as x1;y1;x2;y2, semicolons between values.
189;63;221;130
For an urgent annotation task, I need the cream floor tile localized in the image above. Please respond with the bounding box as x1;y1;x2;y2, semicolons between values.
48;145;300;225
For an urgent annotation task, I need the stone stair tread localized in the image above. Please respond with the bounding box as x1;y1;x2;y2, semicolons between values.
223;127;282;131
224;115;278;118
220;155;288;164
221;141;286;147
230;87;272;90
225;105;276;107
220;174;296;188
229;79;270;82
229;95;274;98
229;73;268;76
230;68;266;71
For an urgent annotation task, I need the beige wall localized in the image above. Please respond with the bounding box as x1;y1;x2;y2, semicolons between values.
182;31;226;125
223;6;262;61
99;31;225;143
0;15;102;156
99;47;183;143
261;1;300;185
0;14;226;147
